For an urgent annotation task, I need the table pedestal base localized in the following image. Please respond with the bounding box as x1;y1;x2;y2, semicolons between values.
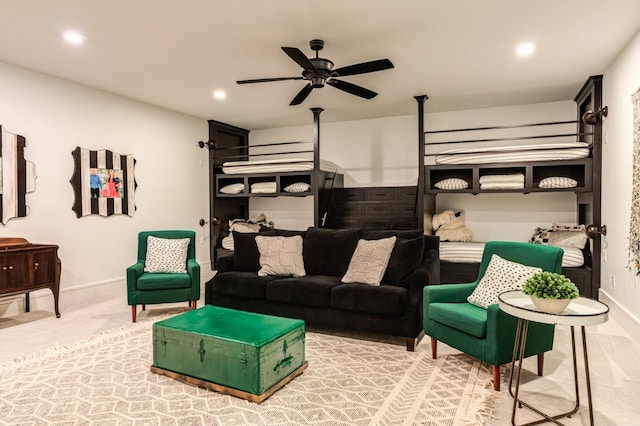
509;319;595;426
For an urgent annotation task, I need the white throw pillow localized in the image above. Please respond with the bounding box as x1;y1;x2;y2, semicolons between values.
467;254;542;309
342;236;397;286
144;236;190;273
219;183;245;194
434;178;469;190
255;235;306;277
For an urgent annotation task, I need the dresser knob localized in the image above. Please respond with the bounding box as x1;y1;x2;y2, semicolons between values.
34;262;39;270
1;266;6;271
8;266;13;270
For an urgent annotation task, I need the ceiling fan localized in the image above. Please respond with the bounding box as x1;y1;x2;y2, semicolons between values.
236;39;394;106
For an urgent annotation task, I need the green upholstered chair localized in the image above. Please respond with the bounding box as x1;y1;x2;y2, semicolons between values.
423;241;563;391
127;230;200;322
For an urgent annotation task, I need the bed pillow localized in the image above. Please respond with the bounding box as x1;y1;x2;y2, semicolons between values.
342;237;396;286
144;236;190;273
467;254;541;309
538;177;578;189
219;183;245;194
283;182;311;193
255;235;306;277
530;224;588;249
434;178;469;190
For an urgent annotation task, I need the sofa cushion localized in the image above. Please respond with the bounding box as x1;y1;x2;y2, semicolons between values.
427;302;488;339
382;236;425;286
232;231;260;272
266;275;342;307
303;227;361;276
210;271;281;299
342;236;396;286
331;283;407;316
255;235;306;277
137;272;192;290
260;228;306;237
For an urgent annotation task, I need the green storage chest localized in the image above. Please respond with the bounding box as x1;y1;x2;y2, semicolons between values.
151;306;306;401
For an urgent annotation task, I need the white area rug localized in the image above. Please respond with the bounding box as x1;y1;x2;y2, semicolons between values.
0;317;496;425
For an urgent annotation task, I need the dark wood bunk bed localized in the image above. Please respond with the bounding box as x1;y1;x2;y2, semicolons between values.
204;108;344;268
417;75;604;298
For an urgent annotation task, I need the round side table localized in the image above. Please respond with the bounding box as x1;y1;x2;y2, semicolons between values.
498;290;609;426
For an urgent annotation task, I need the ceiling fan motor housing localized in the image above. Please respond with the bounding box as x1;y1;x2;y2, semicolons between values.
307;58;334;87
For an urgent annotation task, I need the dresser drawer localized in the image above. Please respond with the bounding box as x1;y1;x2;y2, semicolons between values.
339;188;365;201
361;218;392;230
340;203;363;216
365;188;395;201
364;203;393;216
393;203;415;216
396;187;417;200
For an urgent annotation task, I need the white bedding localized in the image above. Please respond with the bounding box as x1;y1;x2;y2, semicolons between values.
440;241;585;267
424;142;590;165
222;158;339;174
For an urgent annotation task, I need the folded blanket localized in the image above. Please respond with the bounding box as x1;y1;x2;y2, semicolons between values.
221;236;234;250
250;182;277;193
480;182;525;189
479;173;524;184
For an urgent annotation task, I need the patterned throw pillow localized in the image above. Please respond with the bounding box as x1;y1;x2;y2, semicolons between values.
342;236;397;286
530;224;588;248
255;235;306;277
283;182;311;193
538;177;578;189
144;236;190;273
467;254;541;309
219;183;245;194
434;178;469;190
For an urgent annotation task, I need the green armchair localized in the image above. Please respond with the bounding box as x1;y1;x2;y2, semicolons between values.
127;230;200;322
423;241;563;391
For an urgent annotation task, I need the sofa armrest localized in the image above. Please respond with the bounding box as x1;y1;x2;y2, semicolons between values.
216;254;234;273
423;282;478;305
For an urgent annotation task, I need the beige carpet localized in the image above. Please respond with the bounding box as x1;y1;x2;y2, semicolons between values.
0;317;496;425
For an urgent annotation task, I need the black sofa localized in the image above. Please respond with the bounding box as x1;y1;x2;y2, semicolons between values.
204;227;440;350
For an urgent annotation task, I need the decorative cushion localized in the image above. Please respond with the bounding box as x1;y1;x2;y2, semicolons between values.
303;227;361;277
144;236;190;273
538;177;578;189
362;229;423;240
219;183;245;194
382;236;425;285
342;236;397;286
232;231;260;272
467;254;542;309
530;224;588;249
434;178;469;190
255;235;306;277
283;182;311;193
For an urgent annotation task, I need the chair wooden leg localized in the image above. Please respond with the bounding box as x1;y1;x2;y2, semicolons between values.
430;337;437;359
537;353;544;376
405;337;415;352
493;365;501;391
142;305;146;311
131;305;137;323
191;300;197;310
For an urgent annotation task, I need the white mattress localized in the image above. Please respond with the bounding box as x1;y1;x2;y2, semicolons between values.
440;241;585;267
425;142;590;165
222;158;339;174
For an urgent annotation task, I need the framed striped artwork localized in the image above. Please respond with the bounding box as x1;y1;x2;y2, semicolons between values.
0;126;36;225
70;147;136;218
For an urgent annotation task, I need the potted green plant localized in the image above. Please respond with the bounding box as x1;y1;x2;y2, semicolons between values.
522;271;580;313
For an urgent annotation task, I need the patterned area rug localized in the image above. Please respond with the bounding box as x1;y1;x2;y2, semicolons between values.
0;318;496;425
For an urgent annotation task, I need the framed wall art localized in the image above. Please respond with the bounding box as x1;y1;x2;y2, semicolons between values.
1;125;36;225
70;147;136;218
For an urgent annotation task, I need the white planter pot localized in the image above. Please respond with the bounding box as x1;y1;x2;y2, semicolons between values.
529;296;572;314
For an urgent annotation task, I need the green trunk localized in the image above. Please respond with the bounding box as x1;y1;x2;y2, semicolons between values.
152;306;305;395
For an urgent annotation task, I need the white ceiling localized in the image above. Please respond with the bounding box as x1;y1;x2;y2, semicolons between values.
1;0;640;130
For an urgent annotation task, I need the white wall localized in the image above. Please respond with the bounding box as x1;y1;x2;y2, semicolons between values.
0;62;210;312
601;28;640;326
250;101;578;240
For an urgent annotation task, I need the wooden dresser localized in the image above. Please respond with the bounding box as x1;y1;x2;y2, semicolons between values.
0;237;61;318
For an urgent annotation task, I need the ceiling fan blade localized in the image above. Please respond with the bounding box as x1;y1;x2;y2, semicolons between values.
281;47;317;72
333;59;394;77
236;76;304;84
327;79;377;99
290;84;314;106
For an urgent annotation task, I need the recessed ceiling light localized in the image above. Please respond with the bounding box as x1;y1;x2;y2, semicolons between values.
213;90;226;100
516;42;535;57
63;31;87;45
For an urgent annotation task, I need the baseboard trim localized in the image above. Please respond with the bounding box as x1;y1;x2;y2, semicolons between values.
599;289;640;346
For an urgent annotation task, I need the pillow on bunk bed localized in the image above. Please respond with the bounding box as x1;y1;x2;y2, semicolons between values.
538;177;578;189
255;235;306;277
467;254;541;309
530;224;588;249
434;178;468;190
342;237;396;286
219;183;245;194
283;182;311;193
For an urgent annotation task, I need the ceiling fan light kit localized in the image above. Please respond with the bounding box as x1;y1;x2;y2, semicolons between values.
236;39;394;105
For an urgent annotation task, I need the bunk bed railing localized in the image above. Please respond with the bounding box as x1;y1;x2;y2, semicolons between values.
211;140;314;167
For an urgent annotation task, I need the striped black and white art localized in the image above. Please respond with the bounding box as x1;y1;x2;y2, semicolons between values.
70;147;136;218
0;126;32;225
